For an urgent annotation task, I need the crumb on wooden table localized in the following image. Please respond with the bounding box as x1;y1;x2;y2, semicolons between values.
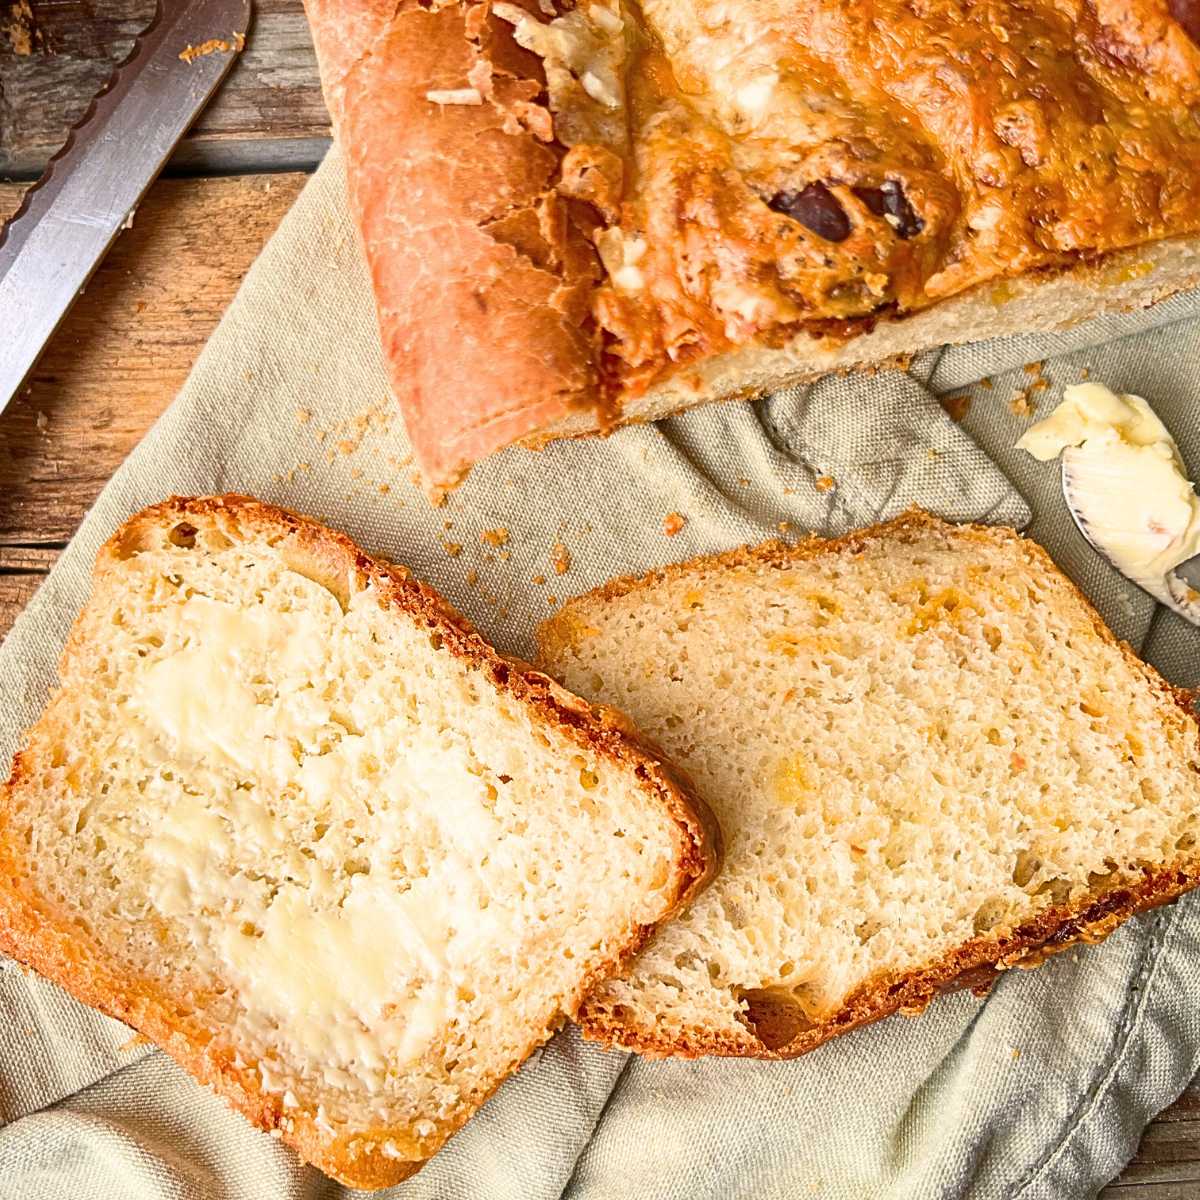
663;512;687;537
6;0;36;55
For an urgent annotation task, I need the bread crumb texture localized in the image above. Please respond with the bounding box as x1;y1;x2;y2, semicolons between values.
539;512;1200;1057
0;498;705;1186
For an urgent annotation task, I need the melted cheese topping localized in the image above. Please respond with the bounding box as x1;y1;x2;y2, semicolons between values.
503;0;1200;394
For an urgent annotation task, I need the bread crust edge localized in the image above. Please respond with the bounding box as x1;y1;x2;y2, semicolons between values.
0;495;718;1186
537;509;1200;1059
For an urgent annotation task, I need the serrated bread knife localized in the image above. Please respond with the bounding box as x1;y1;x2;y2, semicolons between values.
0;0;253;417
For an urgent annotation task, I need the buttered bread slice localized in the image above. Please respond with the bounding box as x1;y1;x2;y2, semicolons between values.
0;496;714;1187
538;511;1200;1058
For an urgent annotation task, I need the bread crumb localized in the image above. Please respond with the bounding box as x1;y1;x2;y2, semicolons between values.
782;487;795;495
442;541;463;558
737;477;750;488
1023;360;1044;376
814;476;836;493
939;394;971;422
1010;390;1034;418
6;0;36;55
663;512;687;537
351;467;363;479
980;376;993;390
482;527;509;547
379;483;390;495
119;1032;152;1052
778;521;793;534
551;542;571;575
465;569;479;586
547;595;559;607
296;408;312;424
179;35;243;64
532;574;546;586
1081;366;1091;380
1010;1046;1021;1060
337;439;356;455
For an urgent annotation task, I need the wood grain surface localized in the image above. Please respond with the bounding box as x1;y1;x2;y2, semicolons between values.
1;2;1198;1195
1;0;328;176
0;173;304;633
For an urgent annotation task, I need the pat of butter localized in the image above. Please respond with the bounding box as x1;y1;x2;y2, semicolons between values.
1016;383;1200;603
130;594;330;775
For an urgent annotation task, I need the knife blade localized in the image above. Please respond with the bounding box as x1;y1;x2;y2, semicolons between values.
0;0;253;417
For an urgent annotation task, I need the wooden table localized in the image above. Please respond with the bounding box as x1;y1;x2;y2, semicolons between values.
0;4;1197;1195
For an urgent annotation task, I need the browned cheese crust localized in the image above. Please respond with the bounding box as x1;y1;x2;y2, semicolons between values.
538;510;1200;1059
0;495;717;1186
303;1;1200;489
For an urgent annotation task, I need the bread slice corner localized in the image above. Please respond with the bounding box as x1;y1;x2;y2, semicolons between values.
0;495;716;1187
537;508;1200;1059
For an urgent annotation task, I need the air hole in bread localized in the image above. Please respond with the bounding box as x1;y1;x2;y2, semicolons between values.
972;897;1007;934
855;919;880;944
1035;877;1073;904
1012;849;1041;889
736;987;814;1051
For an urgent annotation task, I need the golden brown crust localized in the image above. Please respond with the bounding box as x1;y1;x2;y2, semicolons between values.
538;508;1200;1058
302;0;604;492
302;1;1200;489
578;859;1200;1059
0;495;717;1187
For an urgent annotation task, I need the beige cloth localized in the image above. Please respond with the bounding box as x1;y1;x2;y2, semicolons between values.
2;148;1200;1198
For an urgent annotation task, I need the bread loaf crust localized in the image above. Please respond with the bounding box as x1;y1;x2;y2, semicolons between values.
302;0;603;493
0;495;718;1187
303;1;1200;491
538;510;1200;1059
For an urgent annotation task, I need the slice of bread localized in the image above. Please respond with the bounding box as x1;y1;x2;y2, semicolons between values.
0;496;716;1187
537;510;1200;1059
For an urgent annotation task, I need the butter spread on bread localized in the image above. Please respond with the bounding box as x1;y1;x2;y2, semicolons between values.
0;496;715;1187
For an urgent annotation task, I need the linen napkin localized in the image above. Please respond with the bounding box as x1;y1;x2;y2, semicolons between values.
1;146;1199;1199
